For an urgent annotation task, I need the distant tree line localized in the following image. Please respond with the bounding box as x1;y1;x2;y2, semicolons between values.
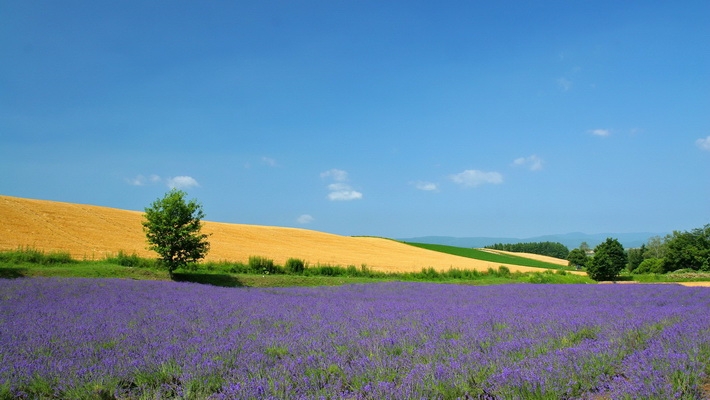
627;224;710;274
566;223;710;279
485;241;569;259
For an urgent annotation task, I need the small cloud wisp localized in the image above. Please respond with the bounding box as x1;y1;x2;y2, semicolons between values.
513;155;544;171
450;170;503;188
321;169;362;201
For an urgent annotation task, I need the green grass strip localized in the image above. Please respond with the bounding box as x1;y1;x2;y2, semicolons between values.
403;242;571;270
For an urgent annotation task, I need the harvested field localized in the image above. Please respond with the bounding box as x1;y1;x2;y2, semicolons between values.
1;195;574;274
479;248;569;266
676;281;710;287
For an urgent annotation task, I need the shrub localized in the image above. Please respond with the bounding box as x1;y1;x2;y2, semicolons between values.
318;266;340;276
359;264;374;277
497;266;511;277
421;267;440;279
0;247;75;265
635;258;665;274
106;251;156;268
248;256;278;274
284;258;306;274
346;265;359;276
197;261;252;274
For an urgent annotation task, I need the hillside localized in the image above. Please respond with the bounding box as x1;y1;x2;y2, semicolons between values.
0;195;583;275
399;232;662;249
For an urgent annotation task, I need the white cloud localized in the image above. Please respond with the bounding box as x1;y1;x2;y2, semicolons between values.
327;183;363;201
450;170;503;187
413;181;439;191
589;129;611;137
321;169;362;201
513;155;544;171
167;176;200;189
127;174;161;186
696;136;710;151
320;169;349;182
297;214;314;224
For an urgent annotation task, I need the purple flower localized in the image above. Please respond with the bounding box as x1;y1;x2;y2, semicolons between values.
0;279;708;398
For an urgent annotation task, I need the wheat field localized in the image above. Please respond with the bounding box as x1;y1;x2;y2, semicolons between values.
1;195;574;274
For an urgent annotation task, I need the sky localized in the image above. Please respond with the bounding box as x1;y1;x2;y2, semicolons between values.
2;1;709;239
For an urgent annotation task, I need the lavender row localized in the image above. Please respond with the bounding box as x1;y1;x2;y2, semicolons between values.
1;278;709;399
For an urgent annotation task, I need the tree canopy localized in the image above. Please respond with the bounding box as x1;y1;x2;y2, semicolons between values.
662;224;710;273
142;189;210;277
586;238;627;281
485;241;569;259
567;248;588;269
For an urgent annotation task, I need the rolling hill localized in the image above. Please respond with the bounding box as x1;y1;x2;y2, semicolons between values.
1;195;575;275
398;232;663;250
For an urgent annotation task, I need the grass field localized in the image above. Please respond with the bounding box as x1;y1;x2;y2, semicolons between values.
0;247;595;286
404;242;574;270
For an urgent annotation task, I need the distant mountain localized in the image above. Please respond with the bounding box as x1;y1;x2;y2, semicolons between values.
397;232;666;250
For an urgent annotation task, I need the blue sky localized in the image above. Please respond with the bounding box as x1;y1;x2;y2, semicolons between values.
2;1;709;239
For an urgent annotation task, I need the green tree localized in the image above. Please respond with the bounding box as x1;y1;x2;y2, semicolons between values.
586;238;627;281
627;244;646;273
567;248;588;269
142;189;210;277
663;224;710;273
645;235;670;259
635;258;664;274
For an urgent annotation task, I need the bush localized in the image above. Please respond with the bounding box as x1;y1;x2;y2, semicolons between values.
497;266;511;277
248;256;279;274
285;258;306;274
346;265;359;276
421;267;440;279
0;247;75;265
105;251;156;268
635;258;664;274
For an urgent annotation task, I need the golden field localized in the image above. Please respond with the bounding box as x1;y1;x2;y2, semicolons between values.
0;195;574;274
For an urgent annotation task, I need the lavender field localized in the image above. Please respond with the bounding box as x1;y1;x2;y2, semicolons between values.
1;278;709;399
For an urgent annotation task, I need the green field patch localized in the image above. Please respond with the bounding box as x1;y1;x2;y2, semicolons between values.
403;242;571;270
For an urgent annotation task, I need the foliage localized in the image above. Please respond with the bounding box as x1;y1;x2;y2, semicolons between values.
142;189;210;277
0;246;75;265
285;258;306;274
248;256;280;274
105;250;156;269
662;224;710;273
567;248;588;269
626;245;646;273
635;258;665;274
2;279;709;399
485;241;569;259
644;235;670;259
0;248;594;284
586;238;627;281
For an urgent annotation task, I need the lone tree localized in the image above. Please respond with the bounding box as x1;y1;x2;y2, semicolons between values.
142;189;210;277
586;238;627;281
